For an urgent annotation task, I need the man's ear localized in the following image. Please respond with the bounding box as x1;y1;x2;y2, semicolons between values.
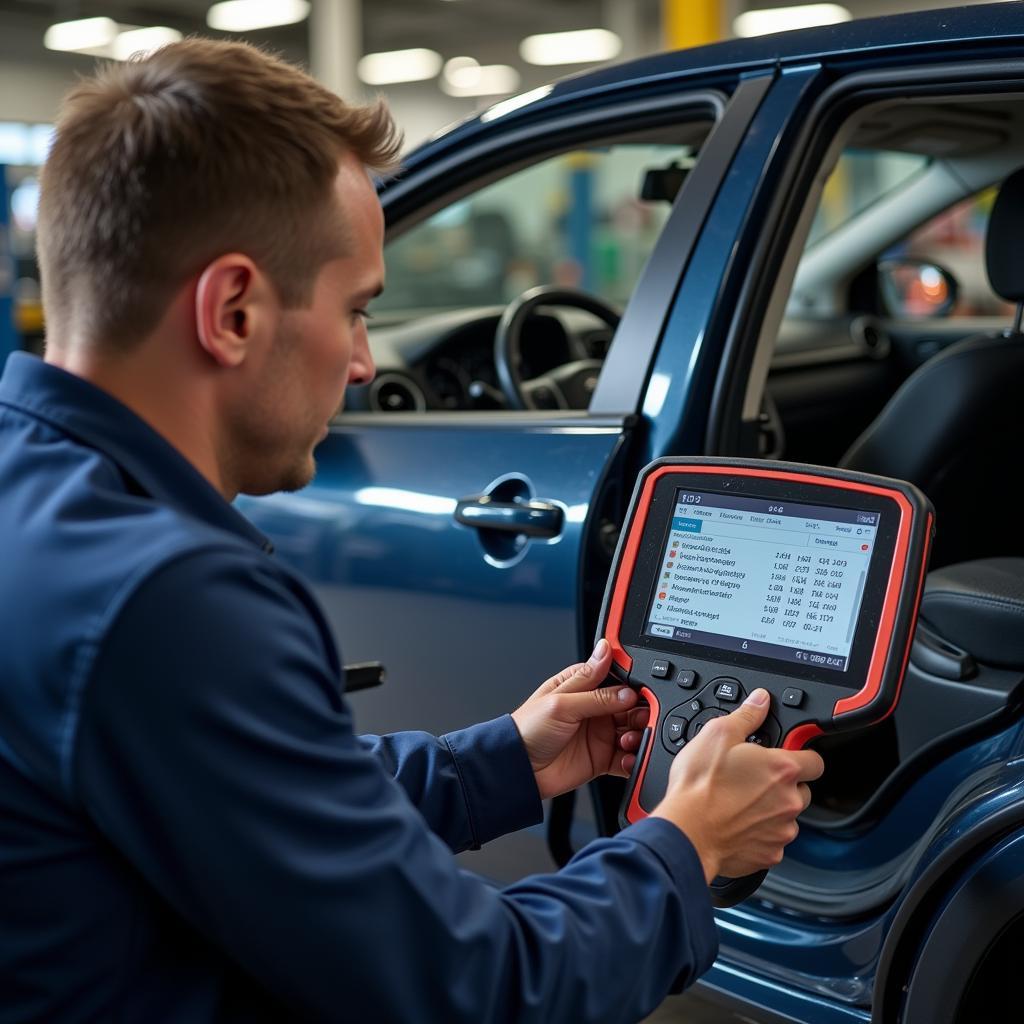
194;254;275;368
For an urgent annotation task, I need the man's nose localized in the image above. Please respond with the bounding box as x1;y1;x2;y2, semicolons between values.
349;331;376;386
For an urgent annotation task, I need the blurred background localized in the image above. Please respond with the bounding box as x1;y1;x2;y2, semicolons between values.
0;0;1008;354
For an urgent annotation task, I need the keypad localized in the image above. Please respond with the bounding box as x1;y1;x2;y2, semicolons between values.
657;673;784;752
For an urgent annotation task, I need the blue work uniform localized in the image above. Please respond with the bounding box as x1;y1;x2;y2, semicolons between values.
0;351;717;1023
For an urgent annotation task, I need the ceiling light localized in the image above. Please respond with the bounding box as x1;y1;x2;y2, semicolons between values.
443;56;479;82
113;26;183;61
519;28;621;66
358;48;443;86
442;64;520;97
206;0;311;32
733;4;851;38
44;17;118;53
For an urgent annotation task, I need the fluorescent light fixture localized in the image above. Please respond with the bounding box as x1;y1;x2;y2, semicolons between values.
481;85;554;123
113;26;183;61
207;0;311;32
358;48;442;86
443;62;520;97
44;17;118;53
520;28;621;66
734;4;851;38
443;56;479;81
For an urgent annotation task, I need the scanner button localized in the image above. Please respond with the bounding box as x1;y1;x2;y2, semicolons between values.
651;660;671;679
713;679;741;703
662;715;688;753
687;707;728;741
687;698;703;715
675;669;697;689
782;687;805;708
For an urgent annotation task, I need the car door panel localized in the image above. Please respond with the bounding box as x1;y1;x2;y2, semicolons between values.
243;419;626;736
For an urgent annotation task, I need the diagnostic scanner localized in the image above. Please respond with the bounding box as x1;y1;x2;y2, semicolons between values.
597;458;933;906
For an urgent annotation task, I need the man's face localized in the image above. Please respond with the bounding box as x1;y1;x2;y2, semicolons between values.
231;154;383;495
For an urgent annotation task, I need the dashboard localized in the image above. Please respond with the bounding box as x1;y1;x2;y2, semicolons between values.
344;306;615;413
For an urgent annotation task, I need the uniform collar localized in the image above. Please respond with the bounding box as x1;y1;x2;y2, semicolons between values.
0;352;273;553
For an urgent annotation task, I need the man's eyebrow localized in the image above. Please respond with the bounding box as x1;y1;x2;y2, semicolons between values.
357;284;384;303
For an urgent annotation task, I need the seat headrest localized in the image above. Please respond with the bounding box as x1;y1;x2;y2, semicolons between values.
987;167;1024;304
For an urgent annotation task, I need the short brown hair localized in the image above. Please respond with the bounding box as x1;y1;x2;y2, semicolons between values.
37;38;401;349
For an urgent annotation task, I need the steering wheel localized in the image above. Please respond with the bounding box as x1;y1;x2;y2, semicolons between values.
494;286;621;410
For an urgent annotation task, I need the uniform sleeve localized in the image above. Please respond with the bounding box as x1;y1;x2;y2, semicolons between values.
73;549;718;1023
357;715;542;852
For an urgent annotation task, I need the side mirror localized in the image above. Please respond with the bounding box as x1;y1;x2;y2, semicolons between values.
878;258;958;319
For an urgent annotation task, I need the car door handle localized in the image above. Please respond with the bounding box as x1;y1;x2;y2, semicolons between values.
454;496;564;538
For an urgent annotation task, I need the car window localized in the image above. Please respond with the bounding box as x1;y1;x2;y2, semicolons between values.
805;149;929;247
374;143;694;318
782;142;1012;336
883;187;1010;317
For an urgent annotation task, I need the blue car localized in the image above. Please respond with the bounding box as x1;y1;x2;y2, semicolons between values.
241;6;1024;1021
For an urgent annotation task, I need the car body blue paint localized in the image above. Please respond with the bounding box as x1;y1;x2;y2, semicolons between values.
239;420;626;737
704;719;1024;1014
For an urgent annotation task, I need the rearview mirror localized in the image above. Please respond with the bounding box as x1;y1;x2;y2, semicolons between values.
640;161;690;203
878;258;958;319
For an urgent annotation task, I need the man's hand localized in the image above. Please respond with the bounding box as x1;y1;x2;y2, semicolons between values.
650;689;825;883
510;640;646;801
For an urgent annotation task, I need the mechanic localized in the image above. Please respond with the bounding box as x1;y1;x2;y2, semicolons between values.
0;40;823;1023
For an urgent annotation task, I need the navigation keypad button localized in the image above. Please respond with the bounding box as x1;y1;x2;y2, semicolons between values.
662;714;688;754
782;687;805;708
751;714;783;748
687;698;703;715
713;678;741;704
686;707;728;741
675;669;698;689
651;660;671;679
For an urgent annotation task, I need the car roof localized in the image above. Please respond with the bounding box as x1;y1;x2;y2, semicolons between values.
561;2;1023;94
396;2;1024;177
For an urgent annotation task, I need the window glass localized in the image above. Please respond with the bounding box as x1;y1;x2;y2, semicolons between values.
884;188;1009;316
806;149;928;246
789;148;1008;324
375;143;696;318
